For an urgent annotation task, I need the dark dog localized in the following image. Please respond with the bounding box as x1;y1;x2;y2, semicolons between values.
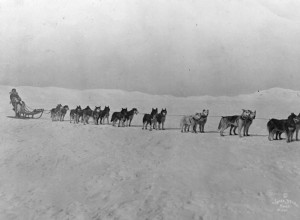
267;113;300;142
155;108;167;130
98;106;110;124
125;108;139;127
70;106;81;123
92;106;101;125
142;108;158;131
111;108;127;127
75;106;84;124
50;104;62;121
194;109;209;133
82;106;93;125
60;105;69;121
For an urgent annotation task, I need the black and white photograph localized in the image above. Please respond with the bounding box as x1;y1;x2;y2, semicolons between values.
1;0;300;219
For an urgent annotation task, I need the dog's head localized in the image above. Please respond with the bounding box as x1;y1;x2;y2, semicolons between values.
249;110;256;120
104;106;110;112
241;109;251;119
133;108;139;115
151;108;158;116
292;113;300;125
200;109;209;118
94;106;101;112
85;106;92;111
121;108;128;116
193;113;201;120
161;108;167;116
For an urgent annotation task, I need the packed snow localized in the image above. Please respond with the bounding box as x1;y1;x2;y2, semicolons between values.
0;85;300;220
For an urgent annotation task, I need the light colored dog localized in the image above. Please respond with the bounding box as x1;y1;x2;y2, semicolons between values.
180;113;201;133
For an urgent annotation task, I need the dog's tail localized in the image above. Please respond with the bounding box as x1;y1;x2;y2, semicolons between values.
218;117;224;131
266;119;275;141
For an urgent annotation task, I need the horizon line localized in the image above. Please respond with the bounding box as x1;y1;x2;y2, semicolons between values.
1;84;299;99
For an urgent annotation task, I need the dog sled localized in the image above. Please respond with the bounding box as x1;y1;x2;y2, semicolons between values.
12;101;44;119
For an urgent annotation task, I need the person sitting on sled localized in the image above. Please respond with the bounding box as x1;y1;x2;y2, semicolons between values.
9;88;22;111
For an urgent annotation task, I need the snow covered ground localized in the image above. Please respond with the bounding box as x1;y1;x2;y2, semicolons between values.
0;85;300;220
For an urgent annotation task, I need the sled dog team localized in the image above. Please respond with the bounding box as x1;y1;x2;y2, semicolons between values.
50;104;300;142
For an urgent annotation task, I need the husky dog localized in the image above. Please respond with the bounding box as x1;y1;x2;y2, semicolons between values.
155;108;167;130
218;109;251;137
92;106;101;125
228;110;256;136
195;109;209;133
82;106;93;125
243;110;256;136
125;108;139;127
70;106;81;123
75;106;84;124
142;108;158;131
98;106;110;124
267;113;300;142
50;104;62;121
111;108;128;127
180;113;201;133
59;105;69;121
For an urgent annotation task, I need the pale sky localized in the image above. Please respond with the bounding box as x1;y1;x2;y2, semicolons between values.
1;0;300;96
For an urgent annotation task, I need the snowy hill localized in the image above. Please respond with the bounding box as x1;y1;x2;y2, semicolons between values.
0;86;300;220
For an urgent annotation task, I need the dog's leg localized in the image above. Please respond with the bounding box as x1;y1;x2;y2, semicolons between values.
268;130;274;141
238;120;243;138
144;122;148;130
233;126;238;135
284;130;290;143
193;124;197;133
229;125;233;135
289;127;295;142
246;123;251;136
220;126;225;136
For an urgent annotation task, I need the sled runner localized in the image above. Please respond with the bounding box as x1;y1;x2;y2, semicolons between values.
12;100;44;119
